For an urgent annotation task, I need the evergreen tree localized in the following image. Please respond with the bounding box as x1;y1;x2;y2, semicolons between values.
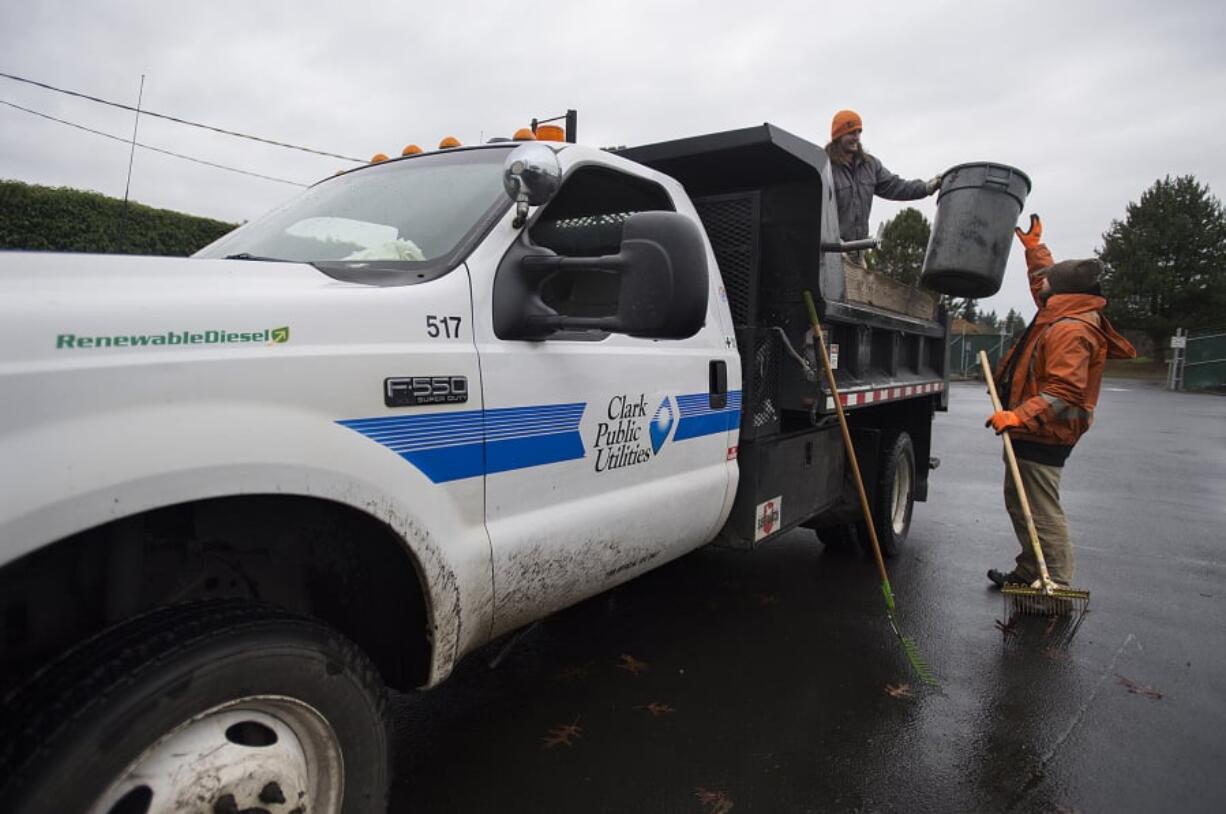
1003;308;1027;336
867;207;931;286
1099;175;1226;359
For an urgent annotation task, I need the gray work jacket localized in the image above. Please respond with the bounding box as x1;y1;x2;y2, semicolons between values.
829;153;929;241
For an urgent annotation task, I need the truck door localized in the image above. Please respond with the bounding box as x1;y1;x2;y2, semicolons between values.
469;162;738;637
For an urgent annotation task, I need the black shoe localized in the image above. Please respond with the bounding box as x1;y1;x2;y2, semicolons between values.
987;568;1021;589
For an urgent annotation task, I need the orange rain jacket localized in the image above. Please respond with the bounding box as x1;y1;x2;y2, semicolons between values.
994;243;1136;463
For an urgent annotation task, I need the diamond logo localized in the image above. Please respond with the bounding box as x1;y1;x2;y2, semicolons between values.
650;397;675;454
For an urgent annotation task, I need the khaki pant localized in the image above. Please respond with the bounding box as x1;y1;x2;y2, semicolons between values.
1003;456;1075;585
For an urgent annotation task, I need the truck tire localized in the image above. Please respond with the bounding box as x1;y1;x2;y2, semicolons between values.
864;430;916;558
0;600;389;814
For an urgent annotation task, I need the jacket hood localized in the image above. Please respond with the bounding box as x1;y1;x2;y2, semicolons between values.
1040;293;1137;359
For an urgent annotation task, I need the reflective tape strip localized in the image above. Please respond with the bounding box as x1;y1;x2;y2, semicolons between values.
826;380;945;410
1040;392;1067;412
1040;391;1094;420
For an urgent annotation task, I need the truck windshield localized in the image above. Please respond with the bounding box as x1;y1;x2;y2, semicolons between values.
195;148;510;272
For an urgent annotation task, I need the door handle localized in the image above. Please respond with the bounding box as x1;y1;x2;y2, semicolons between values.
709;360;728;410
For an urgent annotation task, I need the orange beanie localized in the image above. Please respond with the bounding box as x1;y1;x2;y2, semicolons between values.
831;109;863;141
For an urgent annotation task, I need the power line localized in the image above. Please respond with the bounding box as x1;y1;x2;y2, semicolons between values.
1;98;309;187
0;70;363;163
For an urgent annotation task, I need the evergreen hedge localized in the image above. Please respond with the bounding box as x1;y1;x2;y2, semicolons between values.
0;180;237;256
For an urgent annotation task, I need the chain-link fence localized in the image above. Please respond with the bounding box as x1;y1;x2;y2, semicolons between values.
1169;327;1226;391
947;332;1016;379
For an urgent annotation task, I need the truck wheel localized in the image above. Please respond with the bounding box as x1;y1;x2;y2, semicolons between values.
0;600;388;814
864;430;916;559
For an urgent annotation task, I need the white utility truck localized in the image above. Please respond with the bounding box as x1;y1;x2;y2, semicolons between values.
0;124;948;812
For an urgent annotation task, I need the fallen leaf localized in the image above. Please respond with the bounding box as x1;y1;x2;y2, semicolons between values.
994;617;1017;638
635;702;676;717
884;683;913;699
1117;676;1163;700
618;654;649;675
1039;647;1072;661
695;786;734;814
542;718;583;749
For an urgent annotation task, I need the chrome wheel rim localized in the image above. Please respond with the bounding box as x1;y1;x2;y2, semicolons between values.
890;451;913;537
90;695;343;814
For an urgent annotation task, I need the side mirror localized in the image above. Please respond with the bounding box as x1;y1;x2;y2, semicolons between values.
496;211;709;340
608;211;709;338
503;143;562;227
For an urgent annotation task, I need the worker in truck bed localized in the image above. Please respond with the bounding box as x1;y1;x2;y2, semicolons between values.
985;215;1136;589
825;109;942;269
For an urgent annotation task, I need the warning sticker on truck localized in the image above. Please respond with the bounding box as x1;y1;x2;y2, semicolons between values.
754;496;782;542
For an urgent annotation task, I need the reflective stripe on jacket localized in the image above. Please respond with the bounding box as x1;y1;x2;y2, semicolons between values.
828;152;929;241
994;243;1137;450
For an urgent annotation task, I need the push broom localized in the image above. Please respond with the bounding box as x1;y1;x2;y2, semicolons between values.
803;292;936;686
978;350;1090;616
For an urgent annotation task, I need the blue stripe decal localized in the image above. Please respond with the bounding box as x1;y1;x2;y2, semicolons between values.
399;442;486;483
673;390;742;441
487;432;586;475
338;402;586;483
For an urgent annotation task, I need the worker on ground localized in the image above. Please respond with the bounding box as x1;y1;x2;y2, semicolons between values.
825;109;942;269
985;215;1136;589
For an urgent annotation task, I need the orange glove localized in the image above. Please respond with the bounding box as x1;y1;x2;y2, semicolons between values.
986;410;1024;434
1015;214;1042;250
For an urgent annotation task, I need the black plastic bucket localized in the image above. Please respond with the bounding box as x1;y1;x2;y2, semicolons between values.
920;162;1031;298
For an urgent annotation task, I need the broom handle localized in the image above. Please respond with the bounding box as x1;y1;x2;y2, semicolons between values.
803;293;893;601
978;351;1056;593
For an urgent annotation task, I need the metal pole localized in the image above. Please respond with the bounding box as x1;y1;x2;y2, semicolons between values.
1167;330;1176;390
1175;328;1187;391
117;74;145;254
1167;327;1188;391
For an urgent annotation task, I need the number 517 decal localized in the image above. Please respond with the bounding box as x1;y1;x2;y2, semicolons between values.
426;315;462;338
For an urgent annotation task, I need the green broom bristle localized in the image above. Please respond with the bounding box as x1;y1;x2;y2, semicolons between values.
888;611;938;687
900;635;939;686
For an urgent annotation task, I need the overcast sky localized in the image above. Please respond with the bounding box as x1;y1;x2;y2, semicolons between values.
3;0;1224;320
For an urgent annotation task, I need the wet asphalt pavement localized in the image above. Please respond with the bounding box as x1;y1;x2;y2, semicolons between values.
388;379;1226;813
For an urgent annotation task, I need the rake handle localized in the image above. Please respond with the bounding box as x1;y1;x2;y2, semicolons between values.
978;351;1057;594
803;292;893;604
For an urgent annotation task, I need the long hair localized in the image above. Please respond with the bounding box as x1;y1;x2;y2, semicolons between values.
825;140;870;165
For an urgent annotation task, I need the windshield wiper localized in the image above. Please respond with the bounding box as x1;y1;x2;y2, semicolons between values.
223;252;284;262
